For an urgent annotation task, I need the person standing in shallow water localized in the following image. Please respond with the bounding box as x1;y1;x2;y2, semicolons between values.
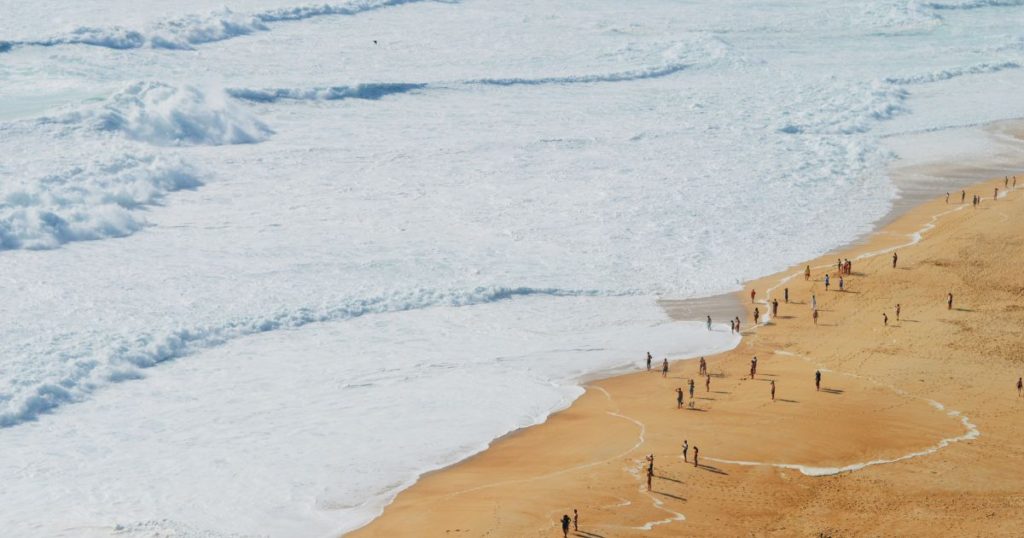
646;352;652;371
706;315;712;331
815;370;822;391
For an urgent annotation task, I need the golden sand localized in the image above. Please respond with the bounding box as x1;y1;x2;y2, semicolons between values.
350;176;1024;537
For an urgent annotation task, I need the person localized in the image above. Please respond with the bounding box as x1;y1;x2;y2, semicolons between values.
896;303;901;321
1018;377;1023;398
730;319;735;333
706;374;711;392
805;265;811;281
735;316;741;332
892;251;898;269
837;258;843;273
693;446;699;467
647;352;652;371
811;294;817;311
753;307;760;324
883;312;888;326
647;453;654;473
647;466;653;490
1005;176;1009;188
662;358;669;378
752;356;758;375
961;190;966;203
838;276;844;291
945;192;949;203
682;440;689;462
995;187;999;200
770;379;776;401
947;292;953;310
772;298;779;317
707;315;712;331
689;378;695;400
824;274;830;291
813;308;819;325
700;356;707;376
561;514;571;538
815;370;821;391
676;387;684;409
750;356;757;379
573;509;579;532
784;287;789;303
750;289;756;303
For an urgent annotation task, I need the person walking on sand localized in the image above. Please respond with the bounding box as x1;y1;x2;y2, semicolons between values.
839;276;845;292
573;509;578;532
813;308;819;325
707;315;712;331
646;466;653;491
706;374;711;393
815;370;821;391
561;514;571;538
689;378;696;400
837;259;842;273
896;303;901;321
700;356;707;376
676;387;684;409
693;446;699;467
1018;377;1022;397
947;292;953;310
772;298;779;317
946;192;950;204
824;274;830;291
883;312;888;326
892;251;898;269
751;289;756;303
770;379;776;401
753;307;760;324
995;187;999;200
662;358;669;378
805;265;811;281
647;352;652;371
811;294;817;311
682;440;689;462
784;287;789;303
961;190;966;203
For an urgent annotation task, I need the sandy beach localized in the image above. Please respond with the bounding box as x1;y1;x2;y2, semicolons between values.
350;173;1024;537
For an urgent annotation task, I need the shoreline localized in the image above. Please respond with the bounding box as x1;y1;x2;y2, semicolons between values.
349;168;1024;536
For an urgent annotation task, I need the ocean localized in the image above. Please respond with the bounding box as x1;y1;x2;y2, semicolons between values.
1;0;1023;535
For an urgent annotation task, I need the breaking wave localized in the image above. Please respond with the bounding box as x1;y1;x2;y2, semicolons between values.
884;60;1020;84
3;0;440;52
0;286;609;428
0;154;201;250
48;82;273;146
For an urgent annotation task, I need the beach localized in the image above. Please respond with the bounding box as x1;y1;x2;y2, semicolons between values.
350;174;1024;537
